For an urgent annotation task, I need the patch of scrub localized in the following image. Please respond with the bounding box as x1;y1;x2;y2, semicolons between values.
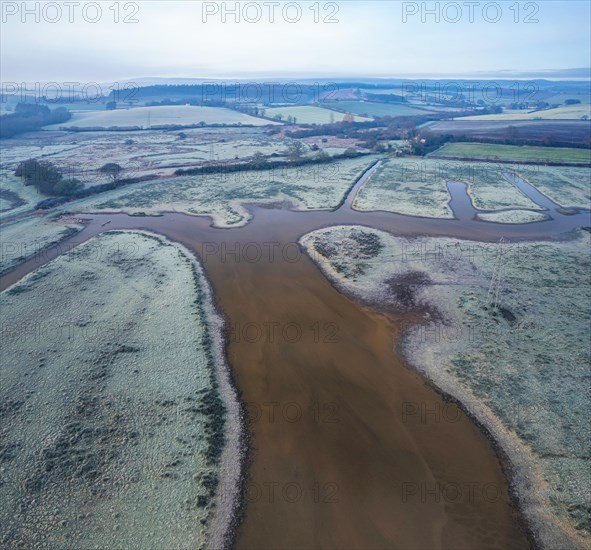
0;215;82;275
515;166;591;209
476;210;550;224
63;156;379;227
301;225;591;549
0;231;240;549
353;158;542;218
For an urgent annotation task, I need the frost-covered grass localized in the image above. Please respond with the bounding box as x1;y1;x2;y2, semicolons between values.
354;157;543;218
0;129;295;188
515;166;591;209
45;105;275;129
63;155;379;226
476;210;550;224
0;231;230;549
264;105;371;124
0;143;83;168
353;158;455;218
0;216;82;274
0;171;45;218
429;142;591;164
301;225;591;548
465;166;544;211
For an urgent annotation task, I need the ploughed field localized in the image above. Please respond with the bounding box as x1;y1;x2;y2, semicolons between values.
461;104;591;121
422;120;591;146
429;142;591;164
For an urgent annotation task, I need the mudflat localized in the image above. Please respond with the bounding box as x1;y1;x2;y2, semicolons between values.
203;232;529;550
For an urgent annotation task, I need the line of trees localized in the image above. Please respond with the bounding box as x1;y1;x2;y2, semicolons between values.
15;159;83;196
0;104;71;139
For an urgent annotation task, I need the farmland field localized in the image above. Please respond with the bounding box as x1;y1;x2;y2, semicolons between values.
462;104;591;120
359;88;405;95
545;92;591;105
263;105;372;124
325;100;435;118
44;105;275;129
429;142;591;164
422;119;591;146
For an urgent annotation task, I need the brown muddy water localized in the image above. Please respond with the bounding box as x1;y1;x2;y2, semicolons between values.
2;177;590;549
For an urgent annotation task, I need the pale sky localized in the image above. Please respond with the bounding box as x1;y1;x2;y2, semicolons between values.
1;1;590;82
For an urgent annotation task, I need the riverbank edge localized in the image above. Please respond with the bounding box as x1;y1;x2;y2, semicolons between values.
298;227;589;550
0;229;248;549
121;230;247;550
0;219;84;277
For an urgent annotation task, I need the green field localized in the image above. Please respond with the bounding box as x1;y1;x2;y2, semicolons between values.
45;105;275;129
325;100;435;118
462;104;591;121
264;105;371;124
429;143;591;164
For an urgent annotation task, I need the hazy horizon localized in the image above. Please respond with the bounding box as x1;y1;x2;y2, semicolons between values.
2;1;590;83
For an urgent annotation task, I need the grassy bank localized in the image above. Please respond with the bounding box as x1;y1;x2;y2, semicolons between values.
0;231;234;548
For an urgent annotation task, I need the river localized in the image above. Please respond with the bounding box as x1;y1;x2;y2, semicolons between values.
2;167;590;549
